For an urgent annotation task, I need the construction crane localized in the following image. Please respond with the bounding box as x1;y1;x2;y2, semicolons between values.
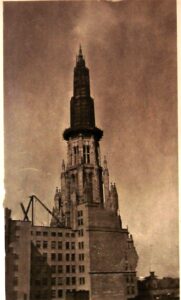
20;195;63;227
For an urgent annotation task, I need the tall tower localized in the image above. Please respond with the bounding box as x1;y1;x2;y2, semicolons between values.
60;46;105;227
51;47;138;300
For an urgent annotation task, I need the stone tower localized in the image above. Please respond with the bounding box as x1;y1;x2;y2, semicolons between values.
50;47;138;300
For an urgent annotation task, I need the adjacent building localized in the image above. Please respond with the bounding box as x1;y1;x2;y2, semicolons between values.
5;48;138;300
136;272;179;300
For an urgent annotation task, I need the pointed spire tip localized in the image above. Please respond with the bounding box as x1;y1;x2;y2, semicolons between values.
79;44;82;56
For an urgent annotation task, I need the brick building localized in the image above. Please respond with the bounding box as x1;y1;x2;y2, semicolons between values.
5;47;138;300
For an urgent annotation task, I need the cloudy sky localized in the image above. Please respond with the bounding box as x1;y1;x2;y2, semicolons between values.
4;0;178;277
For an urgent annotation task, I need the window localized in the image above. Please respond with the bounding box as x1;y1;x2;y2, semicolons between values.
14;265;18;272
58;265;63;273
43;253;47;261
66;242;70;249
78;229;84;237
51;232;56;237
72;265;76;273
43;241;48;249
78;242;84;249
73;145;79;165
79;265;85;273
66;232;70;237
43;231;48;236
79;277;85;285
13;291;18;298
42;292;48;299
77;210;83;217
66;265;70;273
127;287;130;295
58;253;62;261
15;225;20;230
83;145;90;164
58;241;62;249
51;277;56;285
58;277;63;285
36;231;41;236
35;279;41;286
51;265;56;273
66;254;70;261
71;242;75;250
42;278;48;286
31;231;33;235
13;277;18;286
72;277;76;285
51;241;56;249
78;219;84;226
58;289;63;298
66;277;70;285
58;232;63;237
71;254;75;261
51;253;56;261
79;254;84;261
35;291;41;299
14;254;19;260
71;232;75;237
36;241;41;248
51;290;56;298
131;287;135;294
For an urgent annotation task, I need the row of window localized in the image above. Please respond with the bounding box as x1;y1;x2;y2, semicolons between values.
35;264;85;274
33;277;77;287
15;275;86;287
35;240;75;250
33;253;79;262
33;289;77;299
31;231;75;237
31;290;63;300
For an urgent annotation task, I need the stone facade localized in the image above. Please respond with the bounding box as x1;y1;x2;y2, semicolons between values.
5;48;138;300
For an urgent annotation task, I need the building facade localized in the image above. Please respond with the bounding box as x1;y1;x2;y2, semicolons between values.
5;48;138;300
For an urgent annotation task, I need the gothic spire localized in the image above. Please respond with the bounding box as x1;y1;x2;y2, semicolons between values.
63;47;103;141
79;44;83;57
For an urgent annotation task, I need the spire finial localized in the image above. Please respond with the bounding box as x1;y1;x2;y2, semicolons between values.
79;44;82;56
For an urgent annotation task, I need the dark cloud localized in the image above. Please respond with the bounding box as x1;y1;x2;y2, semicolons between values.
4;0;178;277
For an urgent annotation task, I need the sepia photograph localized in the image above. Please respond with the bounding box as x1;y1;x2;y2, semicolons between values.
4;1;179;300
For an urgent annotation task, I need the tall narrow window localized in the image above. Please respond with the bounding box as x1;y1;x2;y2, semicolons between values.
73;145;79;165
87;145;90;163
83;145;90;164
